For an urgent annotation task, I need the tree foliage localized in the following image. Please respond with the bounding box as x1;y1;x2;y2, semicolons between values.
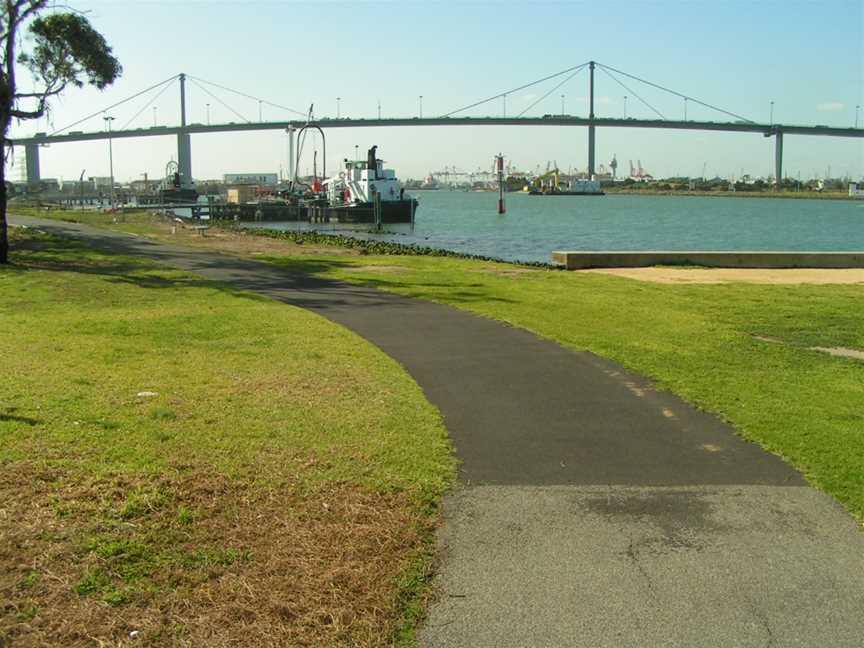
0;1;121;263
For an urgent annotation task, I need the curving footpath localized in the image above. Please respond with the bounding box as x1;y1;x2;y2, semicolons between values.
13;216;864;647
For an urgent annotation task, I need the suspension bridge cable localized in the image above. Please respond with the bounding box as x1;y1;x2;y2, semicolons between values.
188;75;307;118
441;61;590;118
598;67;667;120
120;77;178;130
189;79;251;123
48;74;180;135
517;66;586;117
597;62;754;123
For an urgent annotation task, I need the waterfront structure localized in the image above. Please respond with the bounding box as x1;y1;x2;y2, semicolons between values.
224;173;278;185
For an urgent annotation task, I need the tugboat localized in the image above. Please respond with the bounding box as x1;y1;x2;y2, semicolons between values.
321;146;418;223
158;160;198;203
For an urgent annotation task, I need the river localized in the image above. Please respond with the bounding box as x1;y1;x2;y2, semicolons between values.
243;191;864;265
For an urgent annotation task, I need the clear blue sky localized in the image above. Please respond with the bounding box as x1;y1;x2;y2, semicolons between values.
10;0;864;183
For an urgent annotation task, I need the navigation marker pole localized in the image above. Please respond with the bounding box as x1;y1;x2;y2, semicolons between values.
496;153;506;214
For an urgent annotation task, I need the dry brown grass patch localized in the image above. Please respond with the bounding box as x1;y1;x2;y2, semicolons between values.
1;462;426;647
149;220;361;258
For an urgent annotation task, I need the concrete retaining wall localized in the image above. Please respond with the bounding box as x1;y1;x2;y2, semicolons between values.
551;251;864;270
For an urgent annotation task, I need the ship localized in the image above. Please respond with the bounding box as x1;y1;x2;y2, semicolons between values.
528;178;605;196
524;165;605;196
320;146;418;223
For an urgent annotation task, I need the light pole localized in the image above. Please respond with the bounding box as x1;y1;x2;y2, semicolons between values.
561;94;565;116
770;100;774;125
377;99;381;120
419;95;423;118
258;100;263;121
684;97;688;121
206;103;210;125
856;105;861;129
152;106;157;126
355;144;359;161
503;94;507;117
103;115;115;208
623;95;628;119
336;96;341;119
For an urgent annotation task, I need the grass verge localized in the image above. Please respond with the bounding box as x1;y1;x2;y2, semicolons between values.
0;227;455;647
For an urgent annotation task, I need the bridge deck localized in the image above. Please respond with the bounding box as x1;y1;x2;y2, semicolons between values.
11;116;863;146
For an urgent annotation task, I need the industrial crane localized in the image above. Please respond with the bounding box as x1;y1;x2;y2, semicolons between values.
525;161;560;193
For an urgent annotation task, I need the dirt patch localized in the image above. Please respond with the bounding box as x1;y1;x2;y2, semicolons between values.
751;335;864;362
1;462;425;647
583;267;864;285
810;346;864;361
471;266;539;278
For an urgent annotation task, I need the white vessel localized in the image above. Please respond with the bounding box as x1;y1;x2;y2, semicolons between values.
323;146;418;222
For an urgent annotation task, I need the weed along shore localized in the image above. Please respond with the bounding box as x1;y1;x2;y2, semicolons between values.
4;208;864;646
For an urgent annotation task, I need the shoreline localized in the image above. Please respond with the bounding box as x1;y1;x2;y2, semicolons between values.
601;188;855;201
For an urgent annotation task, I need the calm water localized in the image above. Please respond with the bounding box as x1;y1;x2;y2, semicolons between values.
244;191;864;265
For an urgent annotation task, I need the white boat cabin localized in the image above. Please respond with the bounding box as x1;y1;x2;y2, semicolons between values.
324;146;406;205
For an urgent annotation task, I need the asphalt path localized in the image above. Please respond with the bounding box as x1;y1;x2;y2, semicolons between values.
12;216;864;647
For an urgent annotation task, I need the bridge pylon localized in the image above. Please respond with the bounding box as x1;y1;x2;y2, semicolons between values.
25;143;41;188
765;128;784;191
177;73;193;190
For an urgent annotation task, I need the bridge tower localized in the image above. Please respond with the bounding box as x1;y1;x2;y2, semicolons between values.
765;129;783;191
177;73;193;189
587;61;596;180
25;143;41;189
774;131;783;190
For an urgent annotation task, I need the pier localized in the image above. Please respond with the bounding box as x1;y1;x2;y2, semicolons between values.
552;250;864;270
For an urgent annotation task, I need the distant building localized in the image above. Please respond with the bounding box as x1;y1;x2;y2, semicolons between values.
223;173;278;186
89;176;113;189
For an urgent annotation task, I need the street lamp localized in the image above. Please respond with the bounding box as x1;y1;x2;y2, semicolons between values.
503;94;507;117
561;94;565;116
152;106;157;126
206;103;210;125
377;99;381;120
355;144;359;161
856;105;861;129
258;100;263;121
103;115;115;208
770;100;774;125
684;97;688;121
419;95;423;118
623;95;628;119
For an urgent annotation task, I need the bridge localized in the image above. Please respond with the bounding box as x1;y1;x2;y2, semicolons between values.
11;61;863;190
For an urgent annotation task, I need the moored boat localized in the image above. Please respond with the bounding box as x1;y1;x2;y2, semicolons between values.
322;146;418;223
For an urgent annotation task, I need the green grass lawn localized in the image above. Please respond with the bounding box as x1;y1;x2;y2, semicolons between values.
255;251;864;522
0;227;454;647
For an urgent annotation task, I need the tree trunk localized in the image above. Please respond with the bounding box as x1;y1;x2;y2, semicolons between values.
0;138;7;265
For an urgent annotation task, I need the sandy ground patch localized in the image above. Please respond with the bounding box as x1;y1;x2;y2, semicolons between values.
583;267;864;285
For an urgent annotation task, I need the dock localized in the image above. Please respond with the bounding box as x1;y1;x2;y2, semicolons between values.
551;250;864;270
